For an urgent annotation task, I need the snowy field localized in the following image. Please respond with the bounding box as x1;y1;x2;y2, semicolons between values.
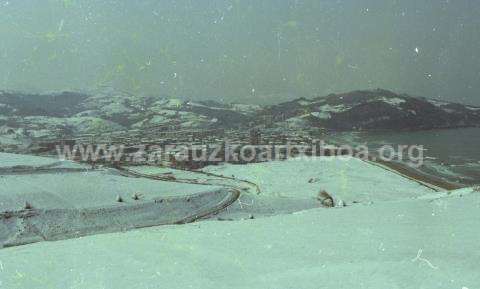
0;153;478;288
202;156;436;203
0;153;232;248
0;188;478;289
126;157;436;220
0;153;223;211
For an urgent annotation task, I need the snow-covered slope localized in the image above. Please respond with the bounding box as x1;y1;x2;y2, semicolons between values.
0;187;478;289
0;88;257;146
202;156;435;203
2;88;480;150
0;153;234;248
0;152;478;287
262;89;480;130
123;156;437;220
0;152;224;211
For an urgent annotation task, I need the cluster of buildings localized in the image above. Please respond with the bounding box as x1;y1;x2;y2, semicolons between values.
20;124;342;170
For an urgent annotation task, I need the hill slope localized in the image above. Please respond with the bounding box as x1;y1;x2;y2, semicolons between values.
261;89;480;130
1;88;479;146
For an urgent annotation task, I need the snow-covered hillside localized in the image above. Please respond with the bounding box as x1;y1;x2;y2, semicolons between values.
2;88;480;149
0;153;233;248
0;152;479;288
202;156;435;203
0;88;257;146
0;187;478;289
263;89;480;130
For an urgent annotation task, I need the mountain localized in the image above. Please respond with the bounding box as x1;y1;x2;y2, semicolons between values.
0;88;259;145
260;89;480;131
1;88;479;148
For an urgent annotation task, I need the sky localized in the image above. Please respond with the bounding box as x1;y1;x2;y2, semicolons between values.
0;0;479;105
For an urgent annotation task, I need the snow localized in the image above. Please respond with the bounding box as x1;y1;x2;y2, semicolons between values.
163;98;184;109
74;110;100;118
0;152;59;168
65;117;124;134
23;116;65;126
428;99;450;107
186;101;212;109
284;116;308;128
0;170;221;211
317;104;347;113
180;121;197;128
176;101;258;115
187;102;227;111
311;111;331;119
0;154;221;211
231;103;261;112
328;104;347;112
298;100;312;106
310;104;349;119
0;188;478;289
0;136;22;146
100;102;133;116
1;153;478;288
0;154;222;211
148;115;168;125
133;113;198;128
202;157;434;203
12;116;123;135
379;97;406;106
443;108;456;114
0;153;233;248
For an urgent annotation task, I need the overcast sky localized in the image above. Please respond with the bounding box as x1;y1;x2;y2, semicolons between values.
1;0;479;105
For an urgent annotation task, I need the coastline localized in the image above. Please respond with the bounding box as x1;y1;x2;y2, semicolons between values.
325;131;472;191
367;158;465;191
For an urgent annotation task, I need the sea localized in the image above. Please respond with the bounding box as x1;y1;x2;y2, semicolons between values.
327;127;480;186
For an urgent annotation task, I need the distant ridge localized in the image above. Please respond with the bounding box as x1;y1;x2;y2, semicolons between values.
259;89;480;131
1;88;480;143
